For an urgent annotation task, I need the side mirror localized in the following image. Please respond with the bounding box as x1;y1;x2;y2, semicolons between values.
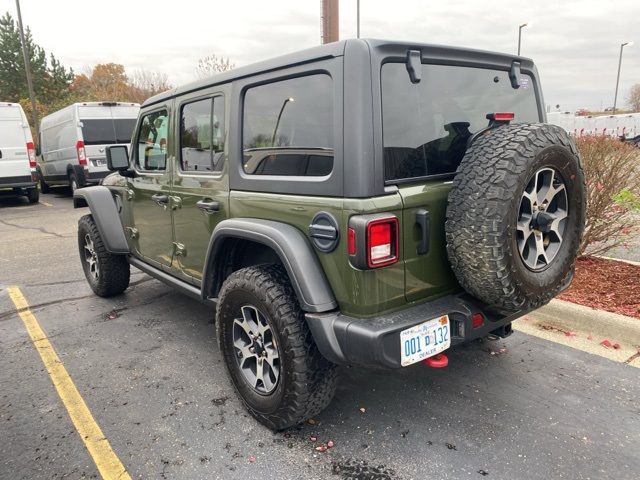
106;145;130;171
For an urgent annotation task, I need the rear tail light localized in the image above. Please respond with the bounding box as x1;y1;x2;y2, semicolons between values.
76;140;87;166
348;214;400;269
26;141;36;168
367;217;399;268
491;112;515;122
347;227;356;255
472;313;484;329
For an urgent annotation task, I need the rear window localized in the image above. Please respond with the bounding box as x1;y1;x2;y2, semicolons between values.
81;118;137;145
0;122;26;146
382;63;540;182
0;106;22;120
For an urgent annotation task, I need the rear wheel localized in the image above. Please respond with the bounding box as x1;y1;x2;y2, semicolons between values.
445;123;585;312
69;173;78;194
39;171;51;193
216;265;337;430
78;214;130;297
26;187;39;204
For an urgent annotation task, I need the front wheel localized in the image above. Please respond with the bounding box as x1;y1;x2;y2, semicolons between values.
216;265;337;430
78;214;130;297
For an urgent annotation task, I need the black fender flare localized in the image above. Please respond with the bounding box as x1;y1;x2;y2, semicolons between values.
203;218;338;313
73;186;129;254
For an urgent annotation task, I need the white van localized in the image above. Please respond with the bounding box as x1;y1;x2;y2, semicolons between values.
0;102;38;203
37;102;139;192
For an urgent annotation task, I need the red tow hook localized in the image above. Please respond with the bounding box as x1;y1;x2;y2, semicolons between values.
424;353;448;368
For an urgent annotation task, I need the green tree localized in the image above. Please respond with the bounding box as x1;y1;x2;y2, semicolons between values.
0;12;73;105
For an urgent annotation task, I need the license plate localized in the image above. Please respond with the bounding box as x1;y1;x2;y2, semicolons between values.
400;315;450;367
94;158;106;166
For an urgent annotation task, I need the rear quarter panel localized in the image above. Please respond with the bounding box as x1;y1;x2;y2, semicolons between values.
230;191;407;317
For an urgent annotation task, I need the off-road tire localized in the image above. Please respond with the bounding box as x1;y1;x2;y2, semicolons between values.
445;123;585;312
216;265;338;430
78;214;130;297
26;187;39;204
38;170;51;193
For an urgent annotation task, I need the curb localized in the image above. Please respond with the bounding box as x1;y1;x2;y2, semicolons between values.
525;299;640;347
594;255;640;266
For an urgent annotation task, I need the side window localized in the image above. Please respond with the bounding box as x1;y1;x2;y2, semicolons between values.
242;74;333;177
180;96;225;173
135;109;168;171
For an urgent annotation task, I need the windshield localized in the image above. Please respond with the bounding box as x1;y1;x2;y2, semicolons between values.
382;63;540;181
81;118;137;145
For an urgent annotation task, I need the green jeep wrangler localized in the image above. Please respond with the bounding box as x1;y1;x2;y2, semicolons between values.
74;39;585;430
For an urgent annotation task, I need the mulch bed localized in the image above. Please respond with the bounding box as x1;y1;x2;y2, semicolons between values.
558;256;640;319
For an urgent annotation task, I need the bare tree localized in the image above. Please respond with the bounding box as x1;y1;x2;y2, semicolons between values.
196;55;235;78
627;84;640;112
129;69;173;103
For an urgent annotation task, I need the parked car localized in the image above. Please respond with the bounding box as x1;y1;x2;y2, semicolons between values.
37;102;139;193
73;39;586;430
0;102;38;203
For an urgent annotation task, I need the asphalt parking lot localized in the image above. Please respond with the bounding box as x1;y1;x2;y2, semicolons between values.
1;190;639;480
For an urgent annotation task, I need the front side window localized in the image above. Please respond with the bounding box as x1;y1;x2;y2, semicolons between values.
180;96;225;173
382;63;540;181
242;74;333;176
135;109;168;171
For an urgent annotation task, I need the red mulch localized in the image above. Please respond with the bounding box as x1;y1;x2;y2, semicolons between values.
558;256;640;319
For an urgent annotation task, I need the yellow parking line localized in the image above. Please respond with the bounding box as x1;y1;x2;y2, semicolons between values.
7;287;131;480
40;201;53;207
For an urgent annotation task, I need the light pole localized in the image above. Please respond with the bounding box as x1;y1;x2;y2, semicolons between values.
357;0;360;38
15;0;38;139
517;22;530;56
613;41;633;115
272;98;294;146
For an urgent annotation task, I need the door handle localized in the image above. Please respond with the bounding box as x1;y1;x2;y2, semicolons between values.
151;194;169;206
416;209;430;255
196;199;220;213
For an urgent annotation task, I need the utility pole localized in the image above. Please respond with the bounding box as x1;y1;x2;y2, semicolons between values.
613;41;633;115
15;0;39;139
357;0;360;38
321;0;339;44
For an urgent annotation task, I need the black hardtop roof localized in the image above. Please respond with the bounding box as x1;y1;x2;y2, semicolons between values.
143;38;534;107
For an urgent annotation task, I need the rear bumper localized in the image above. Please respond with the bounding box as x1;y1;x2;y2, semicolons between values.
0;174;37;189
306;293;530;368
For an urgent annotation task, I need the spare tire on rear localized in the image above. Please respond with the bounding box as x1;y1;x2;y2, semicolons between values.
445;123;585;312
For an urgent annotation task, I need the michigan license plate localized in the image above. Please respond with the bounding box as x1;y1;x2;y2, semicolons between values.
400;315;450;367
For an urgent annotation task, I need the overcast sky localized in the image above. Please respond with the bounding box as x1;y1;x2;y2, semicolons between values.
2;0;638;111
